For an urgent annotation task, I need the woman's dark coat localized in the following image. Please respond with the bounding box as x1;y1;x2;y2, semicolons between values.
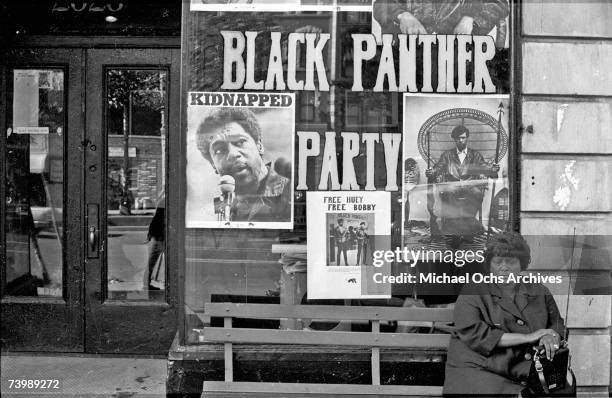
443;282;565;396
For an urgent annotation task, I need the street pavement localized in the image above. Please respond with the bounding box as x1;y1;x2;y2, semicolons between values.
1;354;166;397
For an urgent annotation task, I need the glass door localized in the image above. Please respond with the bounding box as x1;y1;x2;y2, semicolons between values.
1;48;84;351
84;48;180;354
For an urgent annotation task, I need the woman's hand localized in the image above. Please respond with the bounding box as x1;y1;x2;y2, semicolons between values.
528;328;559;343
538;334;561;360
397;12;427;34
527;329;561;360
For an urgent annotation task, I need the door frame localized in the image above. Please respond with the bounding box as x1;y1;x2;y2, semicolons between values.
84;48;180;354
0;48;84;352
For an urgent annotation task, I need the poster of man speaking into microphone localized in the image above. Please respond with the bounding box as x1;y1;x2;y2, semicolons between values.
185;92;295;229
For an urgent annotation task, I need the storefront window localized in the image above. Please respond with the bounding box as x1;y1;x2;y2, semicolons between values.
4;69;65;297
105;69;167;300
182;2;512;343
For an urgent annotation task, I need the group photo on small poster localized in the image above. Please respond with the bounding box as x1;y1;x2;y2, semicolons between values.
307;191;391;299
402;94;510;251
185;92;295;229
326;212;375;267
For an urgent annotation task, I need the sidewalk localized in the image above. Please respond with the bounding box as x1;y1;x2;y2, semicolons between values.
1;354;166;397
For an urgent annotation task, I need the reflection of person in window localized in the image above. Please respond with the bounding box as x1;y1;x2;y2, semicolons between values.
444;232;566;396
334;218;349;266
145;191;165;291
373;0;509;35
425;125;499;239
403;158;420;231
196;108;291;223
356;222;369;265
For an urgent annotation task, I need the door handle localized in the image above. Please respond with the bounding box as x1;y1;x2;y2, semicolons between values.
87;204;99;258
89;226;98;252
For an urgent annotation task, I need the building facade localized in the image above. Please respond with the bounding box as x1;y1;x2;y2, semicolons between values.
1;1;610;396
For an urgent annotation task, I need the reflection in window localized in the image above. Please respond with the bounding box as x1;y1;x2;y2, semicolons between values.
297;91;330;125
105;69;168;301
4;69;64;297
344;91;398;129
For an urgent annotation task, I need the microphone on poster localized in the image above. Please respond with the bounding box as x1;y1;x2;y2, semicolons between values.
219;175;235;222
274;157;292;179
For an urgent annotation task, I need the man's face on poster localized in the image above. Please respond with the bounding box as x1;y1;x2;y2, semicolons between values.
206;122;266;191
453;132;468;151
338;219;344;227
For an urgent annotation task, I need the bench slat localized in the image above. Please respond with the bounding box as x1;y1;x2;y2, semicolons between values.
203;327;450;348
204;303;454;322
203;381;443;396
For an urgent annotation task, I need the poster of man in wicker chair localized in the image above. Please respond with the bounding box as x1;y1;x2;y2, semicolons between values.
402;95;509;250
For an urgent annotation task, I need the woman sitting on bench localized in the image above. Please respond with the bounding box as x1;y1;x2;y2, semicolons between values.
443;232;565;397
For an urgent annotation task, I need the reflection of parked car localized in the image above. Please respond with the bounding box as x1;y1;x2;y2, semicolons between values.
135;197;155;210
5;204;63;232
9;173;64;232
30;206;63;230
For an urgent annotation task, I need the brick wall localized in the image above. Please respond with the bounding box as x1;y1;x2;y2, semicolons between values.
520;2;612;395
108;136;164;209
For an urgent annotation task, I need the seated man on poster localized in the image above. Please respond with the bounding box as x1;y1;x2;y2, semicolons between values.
373;0;509;36
425;125;499;241
196;108;291;223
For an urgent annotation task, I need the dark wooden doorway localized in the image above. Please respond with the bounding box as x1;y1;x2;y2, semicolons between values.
84;48;180;354
1;47;180;354
1;48;85;352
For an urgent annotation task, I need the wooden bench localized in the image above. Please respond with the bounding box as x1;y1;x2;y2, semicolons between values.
199;303;454;397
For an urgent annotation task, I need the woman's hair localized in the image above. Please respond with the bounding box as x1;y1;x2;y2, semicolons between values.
484;231;531;271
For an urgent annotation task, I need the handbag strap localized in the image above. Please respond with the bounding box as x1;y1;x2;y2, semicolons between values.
534;351;550;394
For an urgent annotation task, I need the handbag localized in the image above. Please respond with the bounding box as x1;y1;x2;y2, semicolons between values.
524;230;579;397
524;343;576;397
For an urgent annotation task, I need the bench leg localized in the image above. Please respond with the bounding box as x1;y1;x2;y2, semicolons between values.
166;360;205;398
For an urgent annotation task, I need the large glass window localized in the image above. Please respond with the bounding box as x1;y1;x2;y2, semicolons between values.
4;69;65;297
182;3;512;344
105;69;168;301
